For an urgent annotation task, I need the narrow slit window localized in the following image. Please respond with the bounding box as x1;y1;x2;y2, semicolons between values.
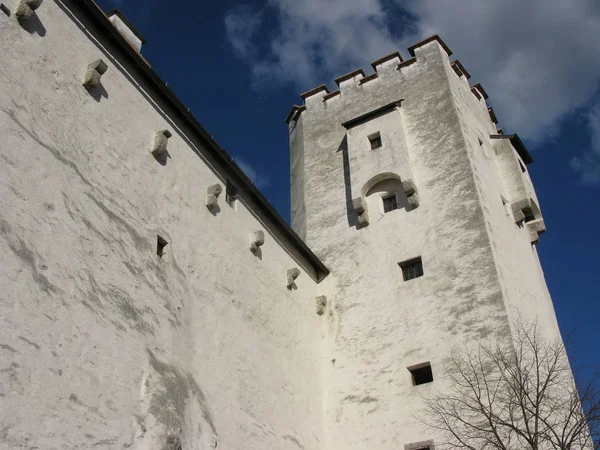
157;235;168;259
399;257;423;281
368;132;382;150
519;160;527;173
226;180;238;207
0;3;10;16
383;194;398;213
408;362;433;386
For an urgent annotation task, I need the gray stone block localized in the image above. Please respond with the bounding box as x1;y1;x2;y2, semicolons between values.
527;219;546;243
151;129;172;156
407;192;419;209
249;230;265;253
286;268;300;290
402;179;419;209
316;296;327;315
509;197;531;223
352;196;369;227
205;183;222;210
82;59;108;90
14;0;42;24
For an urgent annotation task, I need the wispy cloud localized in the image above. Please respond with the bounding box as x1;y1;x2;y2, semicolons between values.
225;0;600;147
233;157;270;189
571;103;600;184
224;5;263;58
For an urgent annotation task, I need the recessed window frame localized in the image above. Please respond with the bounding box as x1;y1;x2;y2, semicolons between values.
399;257;424;281
405;439;435;450
157;235;168;259
407;362;434;386
368;132;382;150
522;207;536;223
225;180;238;208
382;194;398;213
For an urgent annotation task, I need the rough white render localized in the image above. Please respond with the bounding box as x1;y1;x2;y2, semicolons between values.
0;2;325;449
0;1;566;450
290;38;562;449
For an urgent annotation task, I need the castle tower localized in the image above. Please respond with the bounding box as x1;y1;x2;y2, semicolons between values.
288;36;561;449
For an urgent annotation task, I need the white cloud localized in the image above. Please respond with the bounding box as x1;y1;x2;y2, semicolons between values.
224;5;263;58
571;103;600;183
225;0;600;145
233;157;270;189
226;0;399;89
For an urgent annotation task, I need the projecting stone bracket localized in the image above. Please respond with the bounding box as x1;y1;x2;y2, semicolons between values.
205;184;222;210
82;59;108;90
352;197;369;227
316;296;327;316
287;268;300;290
509;197;541;224
14;0;42;24
151;129;172;156
526;219;546;244
402;179;419;209
249;231;264;254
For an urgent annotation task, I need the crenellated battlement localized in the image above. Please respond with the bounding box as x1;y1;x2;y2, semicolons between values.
286;35;494;125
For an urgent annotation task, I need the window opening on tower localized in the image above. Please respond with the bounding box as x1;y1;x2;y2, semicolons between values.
383;194;398;213
368;132;382;150
399;257;424;281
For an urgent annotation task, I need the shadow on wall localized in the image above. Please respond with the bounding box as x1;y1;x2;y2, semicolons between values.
21;11;46;36
338;135;360;228
85;83;109;103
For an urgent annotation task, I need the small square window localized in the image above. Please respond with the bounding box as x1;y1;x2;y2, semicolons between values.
369;132;382;150
157;235;168;259
226;180;238;207
399;257;423;281
408;362;433;386
382;195;398;213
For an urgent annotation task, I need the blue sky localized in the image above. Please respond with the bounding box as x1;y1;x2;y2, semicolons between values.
97;0;599;378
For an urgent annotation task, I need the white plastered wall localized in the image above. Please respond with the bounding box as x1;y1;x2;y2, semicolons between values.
0;2;326;449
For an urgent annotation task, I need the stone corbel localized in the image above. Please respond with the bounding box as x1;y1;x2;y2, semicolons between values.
286;268;300;290
526;219;546;244
205;184;222;210
509;197;533;223
249;231;264;254
402;179;419;209
352;197;369;227
82;59;108;90
316;296;327;316
151;130;172;157
14;0;42;24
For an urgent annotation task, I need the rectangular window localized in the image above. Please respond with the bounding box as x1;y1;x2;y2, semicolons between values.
405;441;435;450
226;180;238;207
368;132;382;150
382;195;398;213
399;257;423;281
157;235;168;259
408;362;434;386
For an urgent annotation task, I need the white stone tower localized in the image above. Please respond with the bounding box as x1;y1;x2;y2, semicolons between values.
287;35;561;449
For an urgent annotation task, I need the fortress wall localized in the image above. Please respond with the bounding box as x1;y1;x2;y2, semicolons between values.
0;2;325;449
290;40;512;449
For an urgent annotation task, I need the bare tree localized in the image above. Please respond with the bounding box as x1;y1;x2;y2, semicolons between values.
422;319;600;450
